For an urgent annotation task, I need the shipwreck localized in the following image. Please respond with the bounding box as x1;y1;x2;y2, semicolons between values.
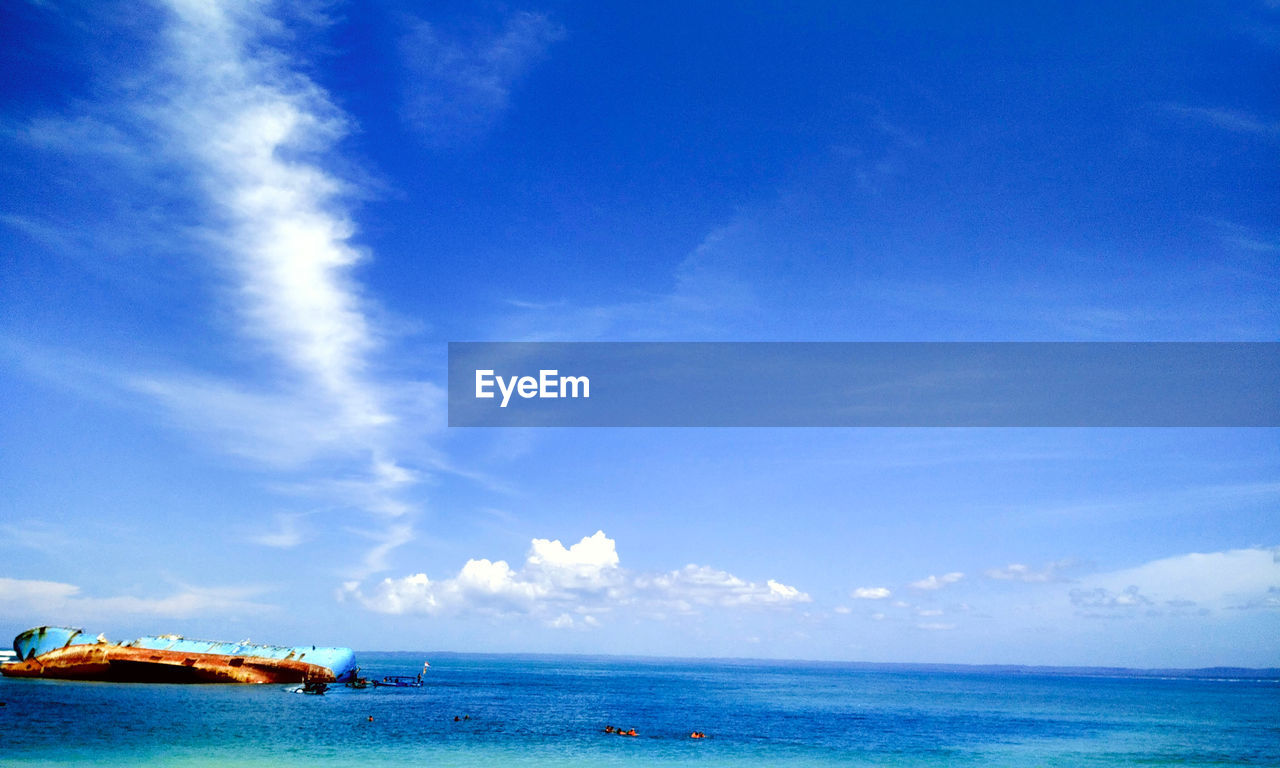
1;626;358;684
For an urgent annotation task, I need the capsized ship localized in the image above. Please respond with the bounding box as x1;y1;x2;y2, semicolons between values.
1;626;357;684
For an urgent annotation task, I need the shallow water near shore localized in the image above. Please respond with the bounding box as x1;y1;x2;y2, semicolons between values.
3;653;1277;766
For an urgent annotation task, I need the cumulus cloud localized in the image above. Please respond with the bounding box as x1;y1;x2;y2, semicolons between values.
340;531;810;625
526;530;620;587
635;566;808;609
909;572;964;590
0;577;273;620
400;11;565;143
852;586;891;599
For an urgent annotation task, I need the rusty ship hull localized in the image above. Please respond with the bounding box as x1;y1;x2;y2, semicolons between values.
1;626;357;684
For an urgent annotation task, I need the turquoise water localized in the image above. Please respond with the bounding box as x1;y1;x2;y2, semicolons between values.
2;654;1277;766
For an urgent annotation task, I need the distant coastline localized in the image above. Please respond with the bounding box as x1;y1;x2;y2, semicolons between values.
365;650;1280;681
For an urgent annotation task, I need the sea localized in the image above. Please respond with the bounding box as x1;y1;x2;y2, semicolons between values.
2;653;1278;767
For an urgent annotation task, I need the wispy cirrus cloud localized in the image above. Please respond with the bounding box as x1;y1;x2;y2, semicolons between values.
0;577;274;620
140;0;426;574
247;512;307;549
340;530;810;627
400;11;565;143
158;0;384;432
1161;103;1280;139
1;1;439;577
493;218;759;341
0;520;80;556
985;559;1077;583
346;521;417;578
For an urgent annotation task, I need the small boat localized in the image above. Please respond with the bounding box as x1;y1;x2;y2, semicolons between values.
301;680;329;695
372;675;423;688
371;662;429;687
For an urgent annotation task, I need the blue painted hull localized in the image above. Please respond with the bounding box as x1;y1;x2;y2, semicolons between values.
4;626;358;684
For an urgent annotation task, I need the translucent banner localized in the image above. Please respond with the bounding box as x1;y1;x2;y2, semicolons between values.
447;342;1279;427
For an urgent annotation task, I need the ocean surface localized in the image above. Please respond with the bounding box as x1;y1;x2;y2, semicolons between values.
2;653;1278;767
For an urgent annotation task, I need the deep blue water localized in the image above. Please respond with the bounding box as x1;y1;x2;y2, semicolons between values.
2;654;1278;766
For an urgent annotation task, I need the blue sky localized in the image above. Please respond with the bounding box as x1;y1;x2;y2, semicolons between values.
1;0;1277;667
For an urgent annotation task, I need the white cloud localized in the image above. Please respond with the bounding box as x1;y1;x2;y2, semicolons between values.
66;0;437;575
635;566;810;609
1078;547;1280;615
494;219;759;342
0;520;79;555
400;11;565;143
1069;585;1153;614
852;586;891;599
348;522;417;578
985;559;1076;583
0;578;79;605
18;115;144;161
157;0;389;433
341;531;810;623
526;530;620;588
909;572;964;590
128;375;351;467
248;513;305;549
1162;104;1280;139
1234;587;1280;611
0;577;273;620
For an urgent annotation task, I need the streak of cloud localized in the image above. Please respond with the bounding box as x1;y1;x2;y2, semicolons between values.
400;11;565;143
1162;103;1280;139
0;577;274;620
909;572;964;591
985;559;1077;583
139;0;423;573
